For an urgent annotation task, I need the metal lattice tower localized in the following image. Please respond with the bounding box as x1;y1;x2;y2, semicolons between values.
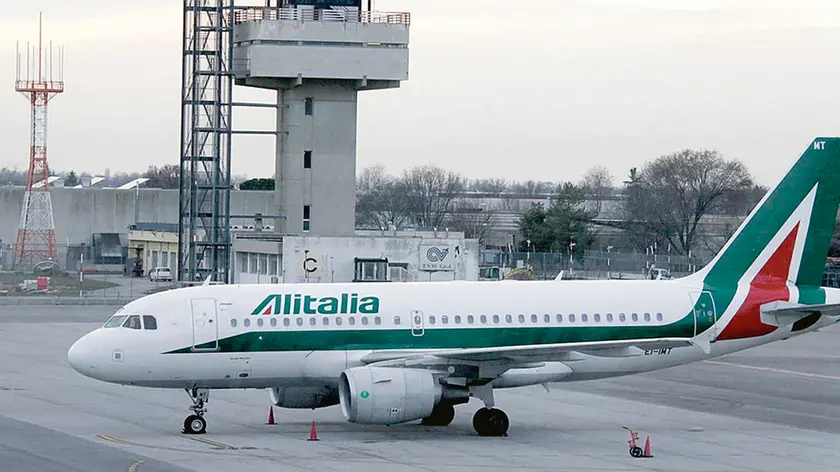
13;12;64;270
178;0;234;283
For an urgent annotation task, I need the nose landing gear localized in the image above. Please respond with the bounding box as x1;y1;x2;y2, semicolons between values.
183;388;209;435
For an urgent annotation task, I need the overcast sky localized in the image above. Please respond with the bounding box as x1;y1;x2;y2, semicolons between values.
1;0;839;187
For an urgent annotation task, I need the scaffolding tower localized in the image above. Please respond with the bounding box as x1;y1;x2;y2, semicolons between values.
178;0;234;283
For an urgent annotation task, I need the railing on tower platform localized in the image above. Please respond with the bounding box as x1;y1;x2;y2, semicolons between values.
232;7;410;25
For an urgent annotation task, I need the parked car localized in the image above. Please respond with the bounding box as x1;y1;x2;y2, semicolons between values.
149;267;173;282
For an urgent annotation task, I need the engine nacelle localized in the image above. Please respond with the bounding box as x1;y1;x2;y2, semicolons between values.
338;366;469;425
269;386;338;409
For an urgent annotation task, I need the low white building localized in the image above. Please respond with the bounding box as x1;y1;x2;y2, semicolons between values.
233;229;479;285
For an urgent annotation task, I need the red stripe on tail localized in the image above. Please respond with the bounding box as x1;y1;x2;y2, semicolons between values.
716;224;799;341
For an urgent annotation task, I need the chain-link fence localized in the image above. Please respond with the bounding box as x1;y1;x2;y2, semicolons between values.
480;249;701;280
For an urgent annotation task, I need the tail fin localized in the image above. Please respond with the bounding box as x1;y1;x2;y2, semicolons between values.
694;137;840;291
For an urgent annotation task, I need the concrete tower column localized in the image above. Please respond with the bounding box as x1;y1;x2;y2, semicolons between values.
232;6;410;237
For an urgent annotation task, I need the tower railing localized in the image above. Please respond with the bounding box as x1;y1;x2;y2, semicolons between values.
232;7;410;25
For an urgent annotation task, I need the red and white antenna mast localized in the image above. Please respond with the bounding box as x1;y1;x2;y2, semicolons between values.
13;11;64;270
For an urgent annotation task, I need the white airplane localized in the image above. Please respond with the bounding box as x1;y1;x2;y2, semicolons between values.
69;137;840;437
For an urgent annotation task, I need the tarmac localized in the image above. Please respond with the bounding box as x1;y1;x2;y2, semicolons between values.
1;304;840;471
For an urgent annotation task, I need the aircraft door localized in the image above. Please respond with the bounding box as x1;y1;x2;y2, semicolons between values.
410;310;424;337
689;291;717;339
190;298;219;351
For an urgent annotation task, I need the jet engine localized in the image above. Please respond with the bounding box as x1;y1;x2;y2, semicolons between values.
269;386;339;409
338;366;470;425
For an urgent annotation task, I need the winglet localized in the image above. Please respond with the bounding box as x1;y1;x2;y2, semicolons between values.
202;275;213;287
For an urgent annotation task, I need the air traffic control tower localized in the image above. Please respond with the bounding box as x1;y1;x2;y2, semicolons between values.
232;0;410;236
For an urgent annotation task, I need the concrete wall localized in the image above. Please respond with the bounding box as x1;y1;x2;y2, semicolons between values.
233;234;479;285
0;187;277;246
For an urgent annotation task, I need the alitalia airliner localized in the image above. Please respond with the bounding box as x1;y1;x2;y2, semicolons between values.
68;138;840;437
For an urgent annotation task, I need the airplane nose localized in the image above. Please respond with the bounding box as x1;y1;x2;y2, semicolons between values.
68;333;97;377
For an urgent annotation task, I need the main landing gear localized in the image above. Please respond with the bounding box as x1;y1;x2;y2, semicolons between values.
183;387;209;435
470;384;509;437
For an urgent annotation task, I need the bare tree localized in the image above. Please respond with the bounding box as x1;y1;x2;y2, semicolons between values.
355;165;411;229
400;164;465;228
580;165;614;217
143;165;180;189
446;202;497;246
627;149;753;255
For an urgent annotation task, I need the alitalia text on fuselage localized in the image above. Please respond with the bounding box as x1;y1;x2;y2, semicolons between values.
252;292;380;316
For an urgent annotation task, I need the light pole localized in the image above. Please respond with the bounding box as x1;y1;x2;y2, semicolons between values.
606;245;613;280
569;241;576;275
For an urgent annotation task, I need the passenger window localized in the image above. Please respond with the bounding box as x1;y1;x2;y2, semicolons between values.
270;318;277;327
231;319;237;328
531;314;538;323
143;315;157;330
606;313;613;322
581;314;588;322
656;313;663;321
123;315;141;330
632;313;639;322
284;318;290;327
454;315;461;324
394;316;401;325
467;315;474;324
619;313;626;322
544;314;550;323
323;317;329;326
361;317;369;325
441;315;449;324
518;314;525;323
428;315;436;325
244;318;251;327
556;314;563;323
375;316;381;325
569;314;576;322
309;317;316;326
296;318;304;326
348;317;355;326
335;317;342;326
257;318;264;327
594;313;601;323
493;314;500;324
505;314;512;323
480;314;487;324
644;312;651;322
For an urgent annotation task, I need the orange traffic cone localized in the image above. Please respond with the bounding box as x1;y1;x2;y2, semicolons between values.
308;421;319;441
642;435;653;457
266;406;276;425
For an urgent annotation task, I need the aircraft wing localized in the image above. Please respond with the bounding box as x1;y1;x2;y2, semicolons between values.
760;300;840;327
361;337;697;367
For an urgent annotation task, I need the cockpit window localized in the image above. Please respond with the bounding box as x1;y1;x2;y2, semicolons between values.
143;315;157;330
123;315;142;330
104;315;127;328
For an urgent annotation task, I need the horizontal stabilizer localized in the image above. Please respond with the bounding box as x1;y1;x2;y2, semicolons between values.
760;300;840;327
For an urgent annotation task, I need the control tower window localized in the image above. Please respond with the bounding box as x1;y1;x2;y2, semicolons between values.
304;97;313;116
304;150;312;169
303;205;311;232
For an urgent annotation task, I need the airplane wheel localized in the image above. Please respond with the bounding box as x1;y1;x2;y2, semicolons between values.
183;414;206;435
421;403;455;426
473;407;509;437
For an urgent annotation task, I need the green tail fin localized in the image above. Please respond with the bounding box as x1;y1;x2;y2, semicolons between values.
695;137;840;289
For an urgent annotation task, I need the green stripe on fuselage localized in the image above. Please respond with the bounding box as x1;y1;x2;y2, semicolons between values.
164;313;697;354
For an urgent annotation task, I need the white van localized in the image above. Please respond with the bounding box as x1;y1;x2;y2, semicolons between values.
149;267;173;282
